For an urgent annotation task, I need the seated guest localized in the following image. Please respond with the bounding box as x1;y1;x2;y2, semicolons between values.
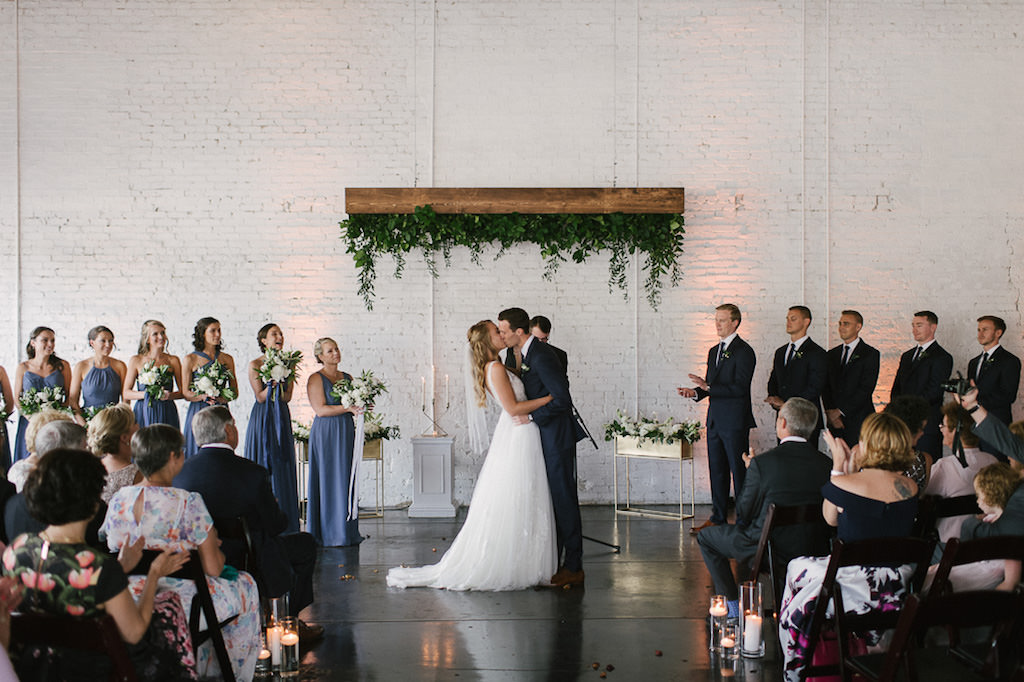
101;425;260;680
86;403;143;502
883;395;933;491
6;408;77;492
924;403;998;546
3;448;194;681
174;406;324;642
697;398;831;616
1008;420;1024;475
778;412;919;682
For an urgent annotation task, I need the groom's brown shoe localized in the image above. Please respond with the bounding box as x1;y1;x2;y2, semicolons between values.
551;568;585;587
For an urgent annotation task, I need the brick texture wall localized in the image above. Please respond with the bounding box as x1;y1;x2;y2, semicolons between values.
2;0;1022;507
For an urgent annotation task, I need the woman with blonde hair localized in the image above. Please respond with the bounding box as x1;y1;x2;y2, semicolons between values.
123;320;183;429
87;403;143;502
779;412;920;681
387;320;557;590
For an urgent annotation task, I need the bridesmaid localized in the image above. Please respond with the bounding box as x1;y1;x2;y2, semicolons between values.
307;337;364;547
182;317;237;458
244;323;300;532
0;365;15;471
123;320;184;429
13;327;71;463
69;325;128;425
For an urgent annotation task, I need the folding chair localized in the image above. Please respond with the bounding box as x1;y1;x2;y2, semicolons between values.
213;515;266;595
10;611;138;682
929;536;1024;598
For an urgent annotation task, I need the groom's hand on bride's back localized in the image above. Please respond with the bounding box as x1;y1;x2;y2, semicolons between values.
512;415;530;425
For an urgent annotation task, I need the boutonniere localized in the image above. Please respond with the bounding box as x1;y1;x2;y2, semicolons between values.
985;354;997;366
720;350;731;360
521;363;530;374
918;350;929;361
849;354;860;363
793;350;804;360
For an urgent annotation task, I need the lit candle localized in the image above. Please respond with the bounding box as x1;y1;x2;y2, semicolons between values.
281;631;299;647
709;600;728;617
743;614;762;653
258;649;271;661
268;625;282;665
721;636;735;648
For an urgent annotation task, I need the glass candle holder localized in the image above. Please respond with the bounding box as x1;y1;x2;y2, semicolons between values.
255;627;273;677
279;617;300;677
709;594;728;652
719;619;740;661
740;580;765;658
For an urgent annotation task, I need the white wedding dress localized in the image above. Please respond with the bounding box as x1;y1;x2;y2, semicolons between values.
387;364;557;590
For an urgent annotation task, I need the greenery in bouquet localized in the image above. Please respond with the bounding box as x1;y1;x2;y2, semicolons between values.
18;386;69;417
138;361;175;407
330;370;387;409
190;361;237;402
603;409;702;445
83;403;115;422
292;419;311;443
364;411;400;441
258;348;304;385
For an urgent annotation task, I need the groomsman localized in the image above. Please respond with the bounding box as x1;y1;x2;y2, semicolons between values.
765;306;828;444
678;303;756;534
890;310;954;459
823;310;880;447
968;316;1020;455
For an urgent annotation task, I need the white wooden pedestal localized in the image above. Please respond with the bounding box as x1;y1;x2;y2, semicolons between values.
408;436;456;518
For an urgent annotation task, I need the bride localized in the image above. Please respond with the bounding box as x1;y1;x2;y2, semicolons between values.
387;320;558;591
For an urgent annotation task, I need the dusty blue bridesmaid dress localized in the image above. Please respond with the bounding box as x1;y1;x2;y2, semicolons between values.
183;351;218;458
132;364;180;430
307;372;362;546
13;369;65;463
244;379;300;533
81;365;121;411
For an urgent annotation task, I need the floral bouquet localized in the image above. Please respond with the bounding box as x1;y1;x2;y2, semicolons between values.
190;361;237;402
83;404;115;422
139;361;175;407
364;411;400;441
330;370;387;409
258;348;304;385
18;386;68;417
603;409;702;445
292;419;311;443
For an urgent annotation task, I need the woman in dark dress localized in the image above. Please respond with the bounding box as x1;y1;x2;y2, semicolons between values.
306;337;364;547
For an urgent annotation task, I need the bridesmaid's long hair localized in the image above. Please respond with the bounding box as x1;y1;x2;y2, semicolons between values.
25;326;64;373
467;321;498;407
192;317;222;353
137;320;167;356
257;323;278;351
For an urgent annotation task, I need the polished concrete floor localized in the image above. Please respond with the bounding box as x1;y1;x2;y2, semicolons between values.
293;505;784;681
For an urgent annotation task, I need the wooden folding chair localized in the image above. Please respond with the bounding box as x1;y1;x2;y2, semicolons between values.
929;536;1024;598
213;515;266;595
10;611;138;682
841;589;1024;682
913;494;982;543
130;549;238;682
798;536;934;682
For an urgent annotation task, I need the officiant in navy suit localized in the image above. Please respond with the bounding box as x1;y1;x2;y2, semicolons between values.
678;304;756;535
498;307;584;587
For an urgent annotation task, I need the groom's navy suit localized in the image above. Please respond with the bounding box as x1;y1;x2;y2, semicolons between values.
519;336;583;573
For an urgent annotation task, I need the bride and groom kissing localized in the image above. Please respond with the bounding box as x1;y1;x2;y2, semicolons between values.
387;307;584;591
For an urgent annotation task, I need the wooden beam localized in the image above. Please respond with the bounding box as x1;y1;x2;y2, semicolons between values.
345;187;684;215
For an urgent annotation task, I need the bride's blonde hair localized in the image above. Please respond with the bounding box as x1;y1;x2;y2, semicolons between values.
467;320;498;407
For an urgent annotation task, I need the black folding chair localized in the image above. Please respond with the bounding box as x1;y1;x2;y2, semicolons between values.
10;611;138;682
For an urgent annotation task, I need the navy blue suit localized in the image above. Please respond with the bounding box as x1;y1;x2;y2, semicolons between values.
967;346;1020;426
693;336;756;524
767;338;828;441
174;444;318;615
519;338;582;573
890;342;954;458
823;340;880;447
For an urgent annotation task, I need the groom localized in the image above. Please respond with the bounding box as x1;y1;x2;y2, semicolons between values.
497;307;584;587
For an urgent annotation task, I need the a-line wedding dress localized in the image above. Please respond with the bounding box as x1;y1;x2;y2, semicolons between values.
387;363;557;590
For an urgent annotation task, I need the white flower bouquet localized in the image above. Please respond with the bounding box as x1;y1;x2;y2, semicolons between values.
190;361;237;401
138;361;174;406
603;409;702;445
330;370;387;409
258;348;304;385
364;411;400;441
292;419;311;443
19;386;68;417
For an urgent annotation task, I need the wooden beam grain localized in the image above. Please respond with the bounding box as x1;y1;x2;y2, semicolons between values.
345;187;684;215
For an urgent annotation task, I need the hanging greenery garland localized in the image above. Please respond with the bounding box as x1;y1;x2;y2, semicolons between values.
341;205;684;310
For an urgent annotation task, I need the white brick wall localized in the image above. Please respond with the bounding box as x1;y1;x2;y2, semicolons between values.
2;0;1023;508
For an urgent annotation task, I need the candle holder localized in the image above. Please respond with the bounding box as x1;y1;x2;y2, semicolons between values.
420;396;449;437
740;580;765;658
279;617;300;677
708;594;728;652
719;619;740;661
265;594;291;672
255;627;272;677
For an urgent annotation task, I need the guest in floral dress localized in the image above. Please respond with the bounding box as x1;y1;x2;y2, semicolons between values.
3;448;195;681
101;424;260;681
778;413;919;682
86;403;143;502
